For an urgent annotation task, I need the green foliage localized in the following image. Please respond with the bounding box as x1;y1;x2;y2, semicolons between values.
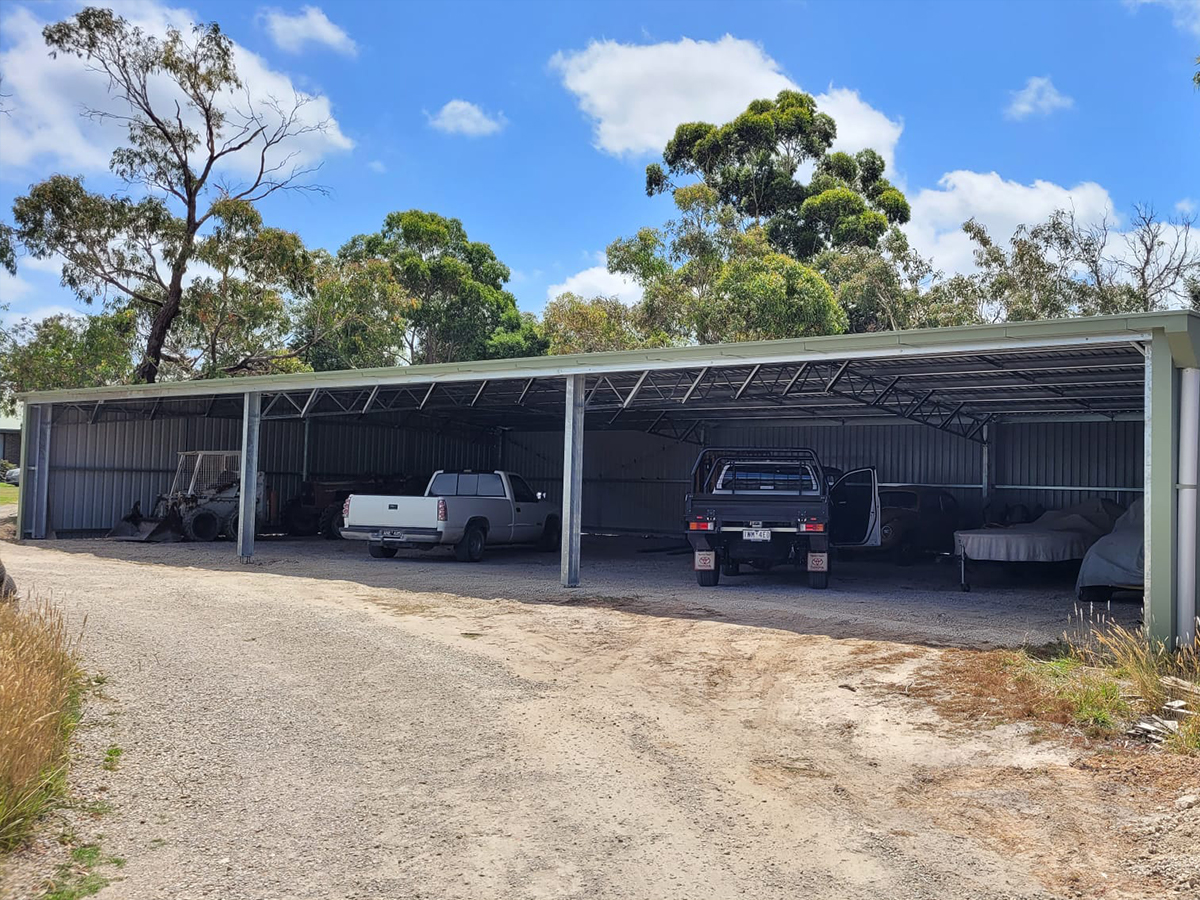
646;91;909;261
337;210;540;365
0;311;138;413
816;228;980;332
542;293;669;355
607;186;847;344
0;224;16;276
939;206;1200;322
172;199;316;377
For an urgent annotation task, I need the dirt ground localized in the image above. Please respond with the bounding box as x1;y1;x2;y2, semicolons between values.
0;535;1192;900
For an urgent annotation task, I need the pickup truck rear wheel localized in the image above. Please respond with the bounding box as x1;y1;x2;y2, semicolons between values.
455;525;486;562
696;568;719;587
808;570;829;589
368;543;397;559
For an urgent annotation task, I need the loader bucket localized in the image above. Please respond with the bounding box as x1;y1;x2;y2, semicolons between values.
107;502;184;542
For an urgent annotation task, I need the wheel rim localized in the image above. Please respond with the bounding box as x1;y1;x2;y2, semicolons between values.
471;531;484;556
192;511;220;541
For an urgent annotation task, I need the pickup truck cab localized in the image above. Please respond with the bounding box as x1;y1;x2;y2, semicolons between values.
684;447;880;588
341;470;559;562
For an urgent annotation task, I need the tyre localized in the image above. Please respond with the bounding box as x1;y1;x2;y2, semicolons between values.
808;570;829;589
539;517;561;552
1079;585;1114;603
697;568;719;587
368;543;397;559
318;504;345;540
2;572;15;601
282;500;320;537
721;559;740;576
182;507;222;542
221;512;239;542
455;524;486;562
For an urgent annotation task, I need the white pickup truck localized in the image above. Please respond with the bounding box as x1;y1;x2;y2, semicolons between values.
341;470;560;561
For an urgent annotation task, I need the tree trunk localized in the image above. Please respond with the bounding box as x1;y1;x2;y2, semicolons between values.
137;268;186;383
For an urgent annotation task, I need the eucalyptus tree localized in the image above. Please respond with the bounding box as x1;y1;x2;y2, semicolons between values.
643;90;911;260
12;7;331;382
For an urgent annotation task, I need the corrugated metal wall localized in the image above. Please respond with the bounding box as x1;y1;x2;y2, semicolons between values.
46;405;1143;537
502;430;698;534
500;419;1142;536
48;411;493;535
992;420;1142;511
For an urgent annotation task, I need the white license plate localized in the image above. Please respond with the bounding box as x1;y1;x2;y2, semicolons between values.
694;550;716;571
742;529;771;542
807;552;828;572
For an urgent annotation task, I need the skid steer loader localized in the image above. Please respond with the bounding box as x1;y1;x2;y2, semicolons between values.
108;451;263;542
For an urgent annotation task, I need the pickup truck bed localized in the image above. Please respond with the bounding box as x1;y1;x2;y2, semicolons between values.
685;447;879;588
342;470;560;562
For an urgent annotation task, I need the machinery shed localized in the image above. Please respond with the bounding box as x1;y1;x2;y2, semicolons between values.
16;311;1200;644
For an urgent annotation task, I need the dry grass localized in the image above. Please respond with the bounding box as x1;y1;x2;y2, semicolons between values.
1076;623;1200;755
917;623;1200;753
0;598;82;851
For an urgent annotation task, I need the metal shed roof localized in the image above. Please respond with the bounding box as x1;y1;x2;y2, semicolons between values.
22;311;1200;443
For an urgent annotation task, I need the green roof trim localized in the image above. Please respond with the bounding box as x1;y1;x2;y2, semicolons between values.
18;310;1200;405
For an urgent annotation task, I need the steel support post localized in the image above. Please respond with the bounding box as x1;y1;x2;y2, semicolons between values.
29;405;52;539
560;374;585;587
1176;368;1199;645
238;392;261;561
15;404;31;540
1144;334;1179;644
301;418;311;482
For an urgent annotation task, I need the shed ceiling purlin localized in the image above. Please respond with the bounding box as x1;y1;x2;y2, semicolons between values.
33;311;1189;440
48;340;1150;445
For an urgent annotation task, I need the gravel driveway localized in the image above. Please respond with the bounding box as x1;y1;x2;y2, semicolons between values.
0;538;1169;899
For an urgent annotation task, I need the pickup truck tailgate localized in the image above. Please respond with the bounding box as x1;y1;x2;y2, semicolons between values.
346;495;441;529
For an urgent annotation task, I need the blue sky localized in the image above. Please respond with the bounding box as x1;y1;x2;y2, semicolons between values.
1;0;1197;323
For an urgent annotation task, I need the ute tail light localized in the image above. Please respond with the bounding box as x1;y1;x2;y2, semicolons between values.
798;521;825;533
689;520;715;531
343;495;353;518
437;498;447;522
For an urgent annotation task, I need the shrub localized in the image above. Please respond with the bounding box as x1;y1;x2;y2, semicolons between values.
0;599;81;850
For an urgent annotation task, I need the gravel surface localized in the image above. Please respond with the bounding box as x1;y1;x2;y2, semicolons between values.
0;537;1168;899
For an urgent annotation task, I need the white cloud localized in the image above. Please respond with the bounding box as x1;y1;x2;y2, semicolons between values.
0;2;353;176
1124;0;1200;36
1176;197;1197;215
426;100;507;137
906;170;1115;275
549;36;903;175
1005;76;1073;120
0;270;35;304
547;255;643;305
258;6;357;56
367;159;387;173
811;86;904;178
550;36;792;157
0;302;79;328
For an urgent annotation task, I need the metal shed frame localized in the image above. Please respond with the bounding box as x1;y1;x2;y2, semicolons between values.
16;311;1200;644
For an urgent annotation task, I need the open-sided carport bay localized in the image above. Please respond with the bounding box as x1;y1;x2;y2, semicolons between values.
16;311;1200;645
35;534;1143;647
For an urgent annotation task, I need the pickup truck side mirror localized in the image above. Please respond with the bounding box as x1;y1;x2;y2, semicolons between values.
536;491;547;501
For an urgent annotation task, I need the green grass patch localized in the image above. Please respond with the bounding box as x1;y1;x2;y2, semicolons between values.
0;483;17;504
101;746;122;772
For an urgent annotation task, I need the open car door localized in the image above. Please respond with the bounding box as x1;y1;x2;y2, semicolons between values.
830;467;881;547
